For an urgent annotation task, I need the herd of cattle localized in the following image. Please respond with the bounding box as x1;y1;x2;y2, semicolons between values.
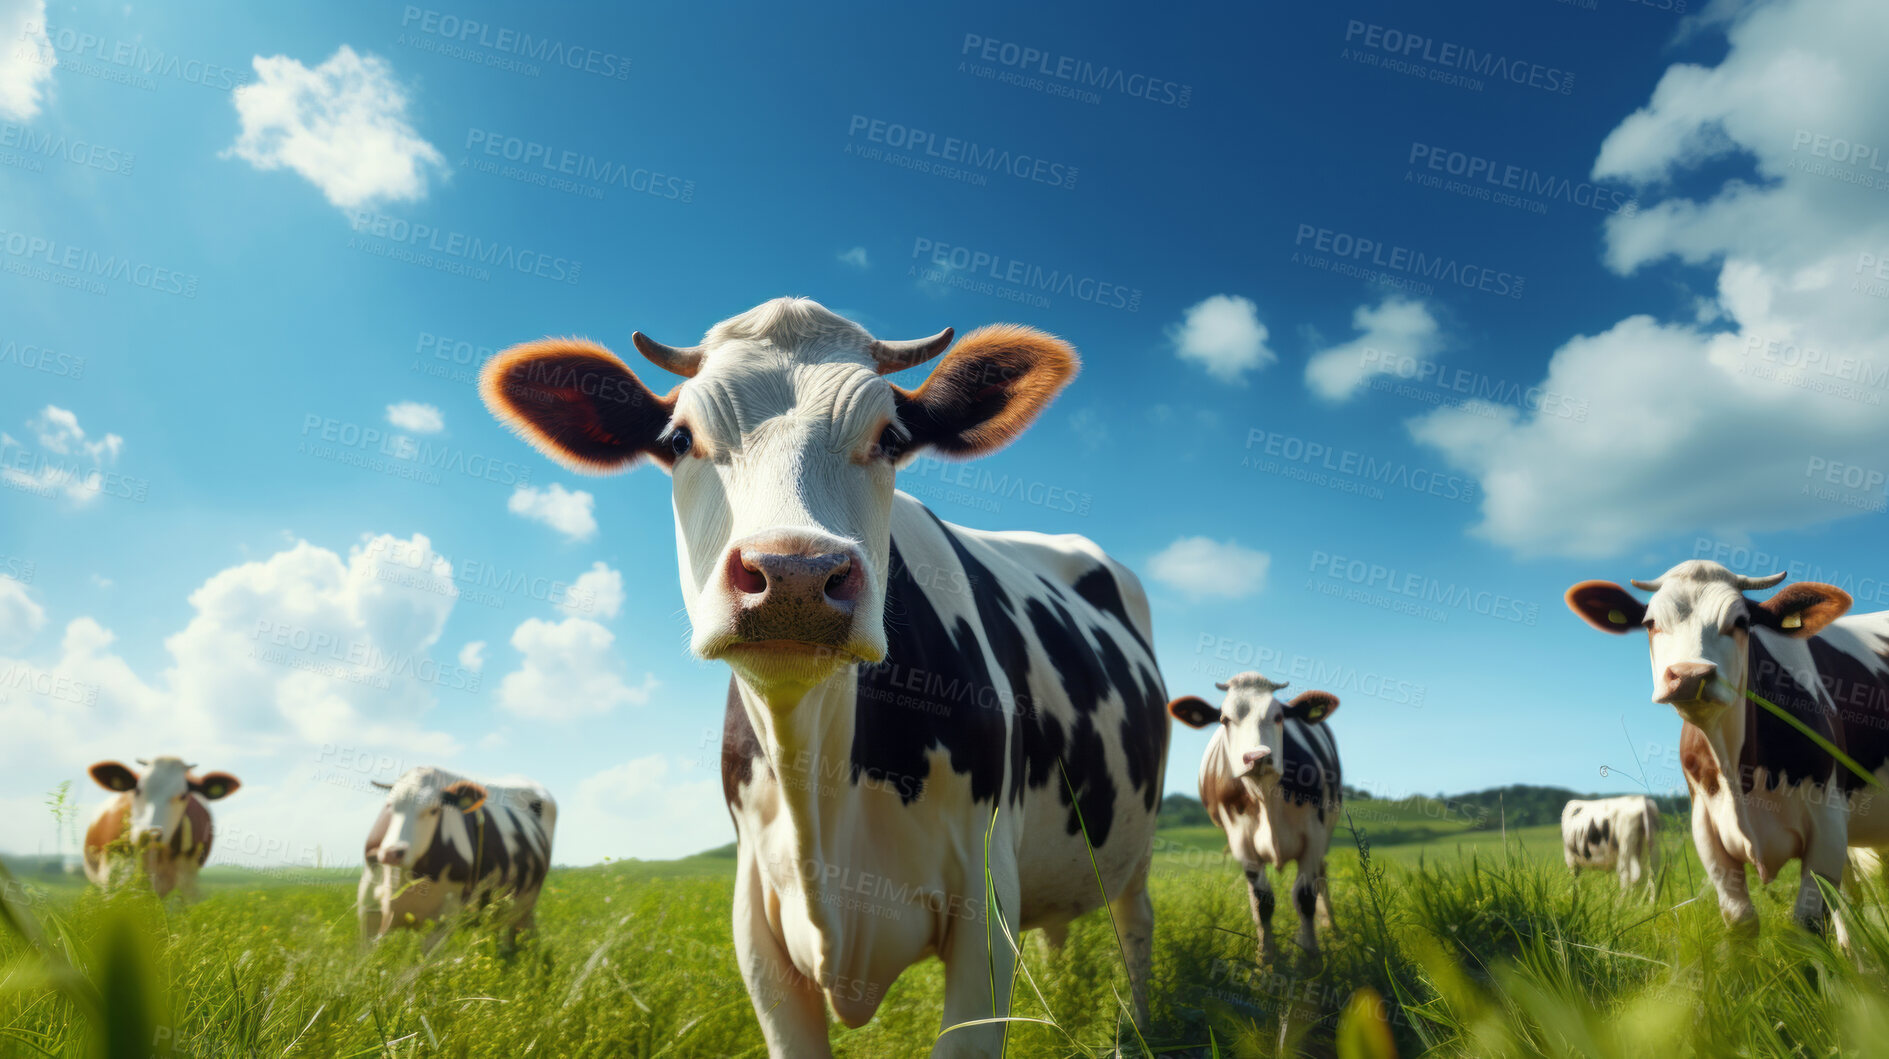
71;300;1889;1057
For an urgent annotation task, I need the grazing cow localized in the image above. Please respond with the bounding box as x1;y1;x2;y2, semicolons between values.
480;298;1170;1058
1168;673;1341;964
83;757;239;899
1568;560;1889;938
1561;796;1660;888
359;766;556;951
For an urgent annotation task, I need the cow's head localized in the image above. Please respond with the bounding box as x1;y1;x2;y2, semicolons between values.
1567;560;1851;717
1168;673;1339;792
481;298;1077;700
88;757;239;847
369;767;488;869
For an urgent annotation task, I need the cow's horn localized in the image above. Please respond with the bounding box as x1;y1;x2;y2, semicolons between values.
1213;681;1230;691
134;758;149;766
631;332;704;378
184;763;198;771
1734;571;1788;591
871;328;954;374
1628;578;1661;592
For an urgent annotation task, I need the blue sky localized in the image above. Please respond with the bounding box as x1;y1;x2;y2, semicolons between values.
4;0;1888;864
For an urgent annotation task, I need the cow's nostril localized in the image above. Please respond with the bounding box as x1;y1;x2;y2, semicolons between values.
730;551;767;595
824;559;859;603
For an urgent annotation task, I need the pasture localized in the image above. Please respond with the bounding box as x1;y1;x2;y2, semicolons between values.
5;795;1889;1058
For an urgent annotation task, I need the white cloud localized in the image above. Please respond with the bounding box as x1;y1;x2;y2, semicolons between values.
496;617;655;720
458;640;485;673
1304;298;1443;402
1168;294;1276;383
0;576;45;650
385;401;444;434
508;483;597;540
1409;0;1889;556
223;45;446;210
559;561;624;619
1148;537;1270;599
838;246;869;268
0;0;52;122
0;406;126;504
0;533;468;861
562;754;730;863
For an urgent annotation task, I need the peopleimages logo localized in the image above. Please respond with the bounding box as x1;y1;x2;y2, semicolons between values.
1293;223;1525;300
1343;20;1574;95
397;7;631;79
845;115;1078;191
1406;142;1632;215
959;34;1191;107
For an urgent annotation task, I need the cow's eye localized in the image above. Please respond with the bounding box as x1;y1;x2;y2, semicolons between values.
1732;614;1750;631
669;427;693;458
876;425;902;461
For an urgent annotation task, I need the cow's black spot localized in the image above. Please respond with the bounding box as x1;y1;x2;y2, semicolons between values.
1026;597;1108;714
1060;715;1117;845
1744;635;1856;792
1072;564;1152;658
1120;663;1170;812
1806;636;1889;793
850;541;1009;805
722;678;763;815
1279;720;1340;821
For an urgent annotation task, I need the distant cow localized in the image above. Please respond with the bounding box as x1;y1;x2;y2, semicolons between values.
1168;673;1341;964
1568;560;1889;939
359;767;556;951
83;757;240;899
480;298;1170;1057
1561;796;1659;888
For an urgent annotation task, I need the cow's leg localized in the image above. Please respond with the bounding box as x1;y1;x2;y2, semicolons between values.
1797;827;1849;939
1108;856;1155;1028
1692;804;1756;932
1314;869;1337;934
1291;867;1321;965
732;855;831;1059
1243;860;1278;964
936;861;1020;1058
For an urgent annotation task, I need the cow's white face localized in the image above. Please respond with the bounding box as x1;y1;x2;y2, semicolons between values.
371;768;486;869
482;299;1077;703
1167;674;1338;794
89;757;238;847
1567;560;1852;718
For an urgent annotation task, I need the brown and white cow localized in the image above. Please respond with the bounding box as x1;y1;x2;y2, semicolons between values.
359;766;556;952
480;298;1171;1058
1569;560;1889;938
83;756;240;899
1168;673;1342;964
1561;796;1660;889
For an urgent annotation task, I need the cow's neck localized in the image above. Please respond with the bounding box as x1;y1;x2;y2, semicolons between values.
734;665;862;931
1682;677;1757;840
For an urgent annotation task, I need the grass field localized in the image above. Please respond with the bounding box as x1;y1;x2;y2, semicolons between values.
5;796;1889;1058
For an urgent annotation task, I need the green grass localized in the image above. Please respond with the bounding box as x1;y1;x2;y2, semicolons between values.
4;813;1887;1058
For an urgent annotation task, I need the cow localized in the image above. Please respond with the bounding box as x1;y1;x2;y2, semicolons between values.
1167;673;1341;964
479;298;1171;1058
1560;796;1660;889
82;757;240;899
359;766;556;952
1567;560;1889;940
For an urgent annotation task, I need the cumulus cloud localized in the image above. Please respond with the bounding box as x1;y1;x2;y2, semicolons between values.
223;45;447;210
838;246;869;268
1148;537;1271;599
1168;294;1276;383
0;0;53;122
558;561;624;619
0;533;468;861
0;406;126;504
1409;0;1889;556
0;576;45;650
495;617;656;720
385;401;444;434
562;754;730;863
508;483;597;540
458;640;485;673
1304;298;1443;402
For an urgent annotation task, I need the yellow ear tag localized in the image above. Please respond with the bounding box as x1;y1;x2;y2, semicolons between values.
1782;613;1803;629
1607;609;1627;624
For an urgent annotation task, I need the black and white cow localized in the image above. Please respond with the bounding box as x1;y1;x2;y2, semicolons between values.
1560;796;1659;888
480;299;1170;1057
1569;560;1889;938
359;766;557;951
1167;673;1341;964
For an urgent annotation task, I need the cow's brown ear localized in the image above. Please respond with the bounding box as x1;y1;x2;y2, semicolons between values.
480;338;677;473
891;325;1078;460
89;761;137;792
189;772;240;800
1566;581;1645;634
442;780;487;814
1285;691;1339;724
1755;582;1851;638
1167;695;1221;729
